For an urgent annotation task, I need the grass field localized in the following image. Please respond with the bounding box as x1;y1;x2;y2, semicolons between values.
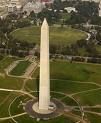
0;76;23;89
50;61;101;83
11;26;87;45
0;92;19;117
10;60;31;76
0;59;101;123
0;56;18;73
25;79;98;94
32;61;101;83
74;89;101;105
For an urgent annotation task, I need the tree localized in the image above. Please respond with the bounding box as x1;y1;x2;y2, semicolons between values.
76;1;98;20
29;11;36;18
53;0;63;10
15;18;31;28
50;44;57;54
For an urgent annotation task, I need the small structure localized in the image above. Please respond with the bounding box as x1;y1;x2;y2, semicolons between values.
7;3;17;13
64;7;77;13
41;0;54;5
6;0;22;13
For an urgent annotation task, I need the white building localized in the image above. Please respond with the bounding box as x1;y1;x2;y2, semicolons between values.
7;3;17;12
23;1;45;15
41;0;54;4
64;7;77;13
6;0;21;12
6;0;29;13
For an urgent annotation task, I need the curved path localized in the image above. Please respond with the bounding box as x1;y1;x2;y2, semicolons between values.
1;60;101;123
0;112;27;121
8;95;25;123
0;88;35;122
0;88;35;99
0;87;101;122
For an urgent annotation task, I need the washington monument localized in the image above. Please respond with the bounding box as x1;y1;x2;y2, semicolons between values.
25;18;64;118
39;18;50;111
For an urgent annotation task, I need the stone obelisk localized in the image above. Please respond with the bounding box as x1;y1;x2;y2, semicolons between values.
39;18;50;111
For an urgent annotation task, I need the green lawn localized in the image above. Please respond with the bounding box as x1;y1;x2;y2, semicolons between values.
0;60;101;123
0;92;19;117
10;95;31;115
0;91;11;102
11;26;87;45
51;80;98;94
0;76;23;89
25;79;98;96
33;61;101;83
0;56;18;73
10;60;31;76
74;89;101;106
50;61;101;83
86;113;101;123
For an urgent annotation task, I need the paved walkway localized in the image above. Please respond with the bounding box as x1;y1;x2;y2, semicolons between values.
0;88;35;99
0;57;101;122
64;112;87;123
0;113;27;121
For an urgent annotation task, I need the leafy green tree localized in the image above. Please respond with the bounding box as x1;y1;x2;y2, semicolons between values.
15;19;31;28
76;1;98;19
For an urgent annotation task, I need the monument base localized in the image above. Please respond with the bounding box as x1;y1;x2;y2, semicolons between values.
24;98;65;120
32;102;56;114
